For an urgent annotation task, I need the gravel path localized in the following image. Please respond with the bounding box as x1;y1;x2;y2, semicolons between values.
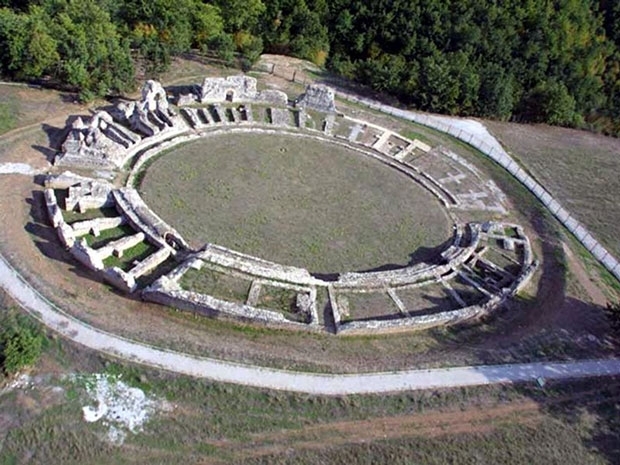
2;252;619;395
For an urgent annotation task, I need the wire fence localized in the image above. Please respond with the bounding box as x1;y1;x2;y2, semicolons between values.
335;90;620;283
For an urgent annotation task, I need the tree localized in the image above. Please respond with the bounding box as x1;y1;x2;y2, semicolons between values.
518;80;581;126
44;0;134;99
215;0;265;33
192;3;224;52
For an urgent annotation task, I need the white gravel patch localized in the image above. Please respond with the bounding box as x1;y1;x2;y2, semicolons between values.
79;374;167;445
0;163;37;175
426;115;506;154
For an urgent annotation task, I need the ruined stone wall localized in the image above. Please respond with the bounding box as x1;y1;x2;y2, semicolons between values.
142;277;313;328
112;188;187;250
201;75;258;102
296;84;336;113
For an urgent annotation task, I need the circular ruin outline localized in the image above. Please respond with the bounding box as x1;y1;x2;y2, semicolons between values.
44;75;538;334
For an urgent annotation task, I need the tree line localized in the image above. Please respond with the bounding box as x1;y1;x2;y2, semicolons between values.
0;0;618;133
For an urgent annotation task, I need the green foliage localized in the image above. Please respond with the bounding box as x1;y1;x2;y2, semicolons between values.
192;3;224;52
0;313;44;375
215;0;265;33
325;0;618;130
0;0;619;129
519;80;582;126
259;0;330;65
0;1;133;99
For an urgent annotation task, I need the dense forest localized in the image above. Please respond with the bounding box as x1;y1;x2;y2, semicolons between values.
0;0;619;133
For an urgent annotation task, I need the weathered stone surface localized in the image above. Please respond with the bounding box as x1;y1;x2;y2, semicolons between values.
296;84;336;113
127;247;171;279
337;304;483;335
64;179;114;212
201;75;258;103
70;239;104;271
56;80;187;169
255;89;288;106
44;189;63;228
57;222;76;249
104;267;137;293
56;111;130;169
142;277;305;327
113;188;188;250
71;216;126;237
197;244;323;286
96;232;145;259
45;171;102;190
43;76;545;332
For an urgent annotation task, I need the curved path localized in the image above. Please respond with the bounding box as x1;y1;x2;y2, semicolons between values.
2;252;620;395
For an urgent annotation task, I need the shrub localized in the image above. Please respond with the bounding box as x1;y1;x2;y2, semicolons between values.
0;313;44;375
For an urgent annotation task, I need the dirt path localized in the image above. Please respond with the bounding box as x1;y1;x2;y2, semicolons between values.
231;401;542;460
2;250;620;395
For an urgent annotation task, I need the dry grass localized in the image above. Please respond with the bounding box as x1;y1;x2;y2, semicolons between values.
139;132;452;274
486;121;620;259
1;327;618;465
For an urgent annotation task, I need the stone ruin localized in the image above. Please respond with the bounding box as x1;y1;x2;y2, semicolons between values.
296;84;336;113
201;75;257;102
56;80;184;170
46;74;538;334
199;75;289;106
111;79;179;137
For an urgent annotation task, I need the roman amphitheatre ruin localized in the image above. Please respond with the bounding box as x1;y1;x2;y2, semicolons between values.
40;74;543;334
1;68;619;380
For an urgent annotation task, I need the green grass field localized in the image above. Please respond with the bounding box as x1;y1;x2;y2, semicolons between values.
139;132;452;274
486;121;620;260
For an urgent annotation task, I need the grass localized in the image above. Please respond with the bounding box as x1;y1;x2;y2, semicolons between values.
2;331;618;465
0;98;17;135
61;206;119;224
80;224;136;249
256;285;308;322
139;132;452;274
485;121;620;260
241;419;607;465
102;241;156;271
180;267;251;303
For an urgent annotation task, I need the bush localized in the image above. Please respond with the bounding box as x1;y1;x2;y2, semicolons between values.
0;313;44;375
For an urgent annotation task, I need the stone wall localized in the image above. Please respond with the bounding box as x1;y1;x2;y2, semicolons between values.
201;75;258;102
112;188;188;250
296;84;336;113
142;276;313;328
198;244;323;286
335;89;620;283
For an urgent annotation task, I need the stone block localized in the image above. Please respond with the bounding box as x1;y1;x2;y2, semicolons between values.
295;84;336;113
104;267;137;293
70;239;104;271
57;222;76;249
201;75;258;103
128;247;172;279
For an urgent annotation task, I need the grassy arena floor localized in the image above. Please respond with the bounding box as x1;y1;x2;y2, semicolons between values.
139;132;452;274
